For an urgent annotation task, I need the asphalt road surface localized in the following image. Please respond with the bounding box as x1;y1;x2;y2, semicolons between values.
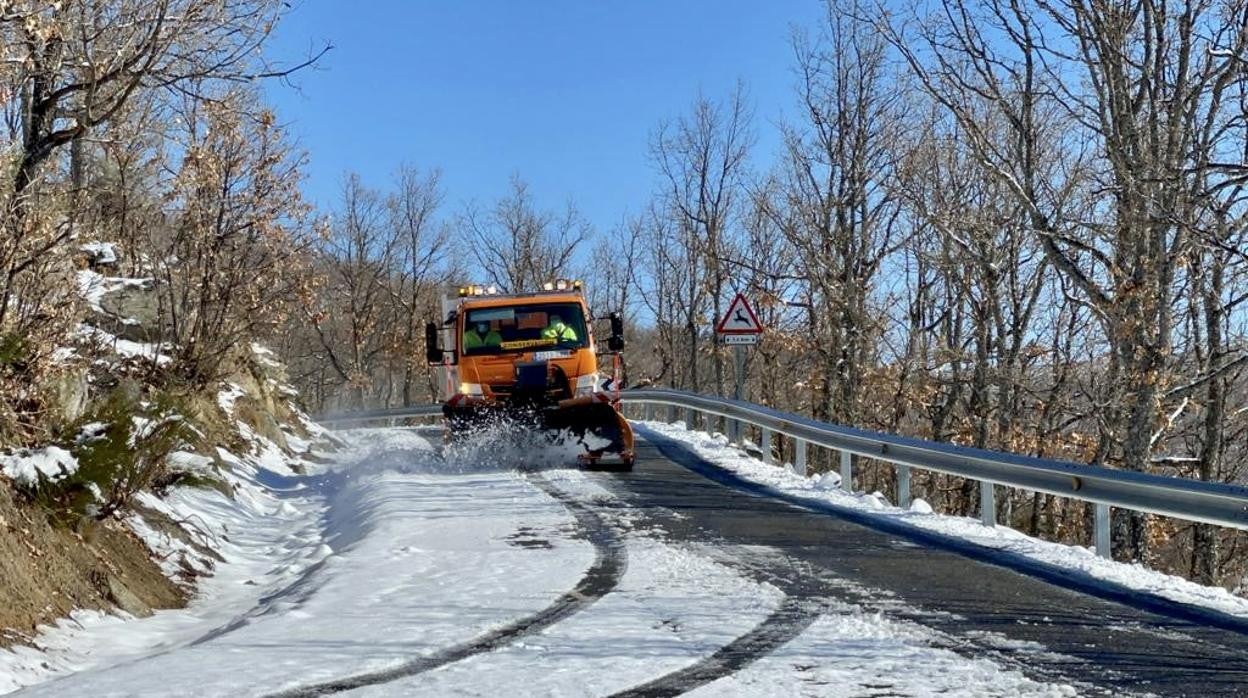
582;430;1248;697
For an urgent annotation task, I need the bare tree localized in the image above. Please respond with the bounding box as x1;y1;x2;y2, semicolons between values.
308;174;402;409
388;166;451;406
0;0;325;332
878;0;1248;562
155;88;311;387
769;5;904;424
586;217;642;323
460;175;590;293
737;177;802;414
638;200;711;392
651;84;753;396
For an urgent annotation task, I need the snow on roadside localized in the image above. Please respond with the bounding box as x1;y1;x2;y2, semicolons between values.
637;420;1248;621
4;423;1089;697
9;428;598;697
0;438;329;694
0;446;78;487
0;380;330;694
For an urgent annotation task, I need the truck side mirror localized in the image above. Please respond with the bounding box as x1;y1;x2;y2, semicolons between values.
425;322;445;364
607;312;625;352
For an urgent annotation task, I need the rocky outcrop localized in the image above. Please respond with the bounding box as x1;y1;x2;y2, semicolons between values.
106;575;154;618
85;276;165;343
77;242;167;344
96;279;160;331
38;367;89;430
223;345;308;452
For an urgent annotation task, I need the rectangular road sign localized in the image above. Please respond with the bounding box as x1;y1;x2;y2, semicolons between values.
719;333;759;346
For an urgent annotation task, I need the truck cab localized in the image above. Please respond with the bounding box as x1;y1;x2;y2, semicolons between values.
425;280;633;467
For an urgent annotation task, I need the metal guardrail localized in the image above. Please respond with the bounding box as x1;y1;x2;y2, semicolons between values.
316;389;1248;560
317;404;443;424
618;388;1248;559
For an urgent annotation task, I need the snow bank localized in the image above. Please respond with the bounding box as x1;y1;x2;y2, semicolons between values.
0;439;326;694
76;324;170;365
8;428;597;697
0;446;78;487
78;242;118;266
0;428;327;695
0;364;324;693
637;420;1248;621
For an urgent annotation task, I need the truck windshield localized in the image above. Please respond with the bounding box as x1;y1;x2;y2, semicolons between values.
461;303;588;356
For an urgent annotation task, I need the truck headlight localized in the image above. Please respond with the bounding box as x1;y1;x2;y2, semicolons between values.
574;373;599;396
459;382;483;396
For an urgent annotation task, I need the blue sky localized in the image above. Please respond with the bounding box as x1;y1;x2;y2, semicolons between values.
263;1;828;233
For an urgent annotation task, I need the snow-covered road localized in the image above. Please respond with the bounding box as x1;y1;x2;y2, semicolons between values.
5;425;1248;696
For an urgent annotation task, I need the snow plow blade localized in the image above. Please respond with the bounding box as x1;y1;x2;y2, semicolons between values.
542;397;635;470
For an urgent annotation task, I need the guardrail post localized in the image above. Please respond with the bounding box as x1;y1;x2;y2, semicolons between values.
762;428;774;465
667;404;678;424
1095;503;1111;558
684;407;695;432
794;439;807;477
644;403;654;422
840;450;853;493
897;465;911;508
980;481;995;527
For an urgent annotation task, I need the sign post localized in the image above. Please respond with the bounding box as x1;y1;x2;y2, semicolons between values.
716;293;764;445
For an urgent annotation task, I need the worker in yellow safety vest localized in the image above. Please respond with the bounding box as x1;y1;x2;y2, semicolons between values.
464;321;502;350
541;314;578;343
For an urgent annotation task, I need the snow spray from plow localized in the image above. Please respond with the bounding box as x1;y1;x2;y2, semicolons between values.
443;407;630;471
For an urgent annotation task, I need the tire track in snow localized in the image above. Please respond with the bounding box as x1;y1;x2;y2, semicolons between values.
607;596;820;698
266;471;627;698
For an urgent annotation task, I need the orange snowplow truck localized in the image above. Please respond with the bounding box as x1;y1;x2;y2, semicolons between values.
424;280;635;469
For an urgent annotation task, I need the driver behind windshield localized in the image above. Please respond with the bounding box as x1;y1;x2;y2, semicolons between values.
541;314;578;343
464;320;502;350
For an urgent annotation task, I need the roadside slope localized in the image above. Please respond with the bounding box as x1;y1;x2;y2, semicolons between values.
7;429;595;697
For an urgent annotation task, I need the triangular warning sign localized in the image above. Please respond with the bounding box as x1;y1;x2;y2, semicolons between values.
716;293;763;334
